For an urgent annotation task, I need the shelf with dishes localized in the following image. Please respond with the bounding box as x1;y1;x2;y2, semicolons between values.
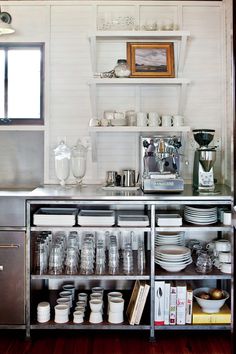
30;286;151;329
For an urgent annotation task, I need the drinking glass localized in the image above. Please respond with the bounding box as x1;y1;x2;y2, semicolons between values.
108;236;119;275
49;245;63;274
137;242;146;274
123;243;133;275
196;251;213;273
95;241;106;274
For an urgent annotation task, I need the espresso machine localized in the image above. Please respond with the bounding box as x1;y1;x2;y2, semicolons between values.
192;129;217;193
140;135;184;192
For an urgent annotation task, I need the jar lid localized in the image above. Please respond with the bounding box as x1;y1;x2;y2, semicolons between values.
117;59;127;64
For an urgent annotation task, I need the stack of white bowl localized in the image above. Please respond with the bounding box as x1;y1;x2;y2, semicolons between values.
37;302;50;323
54;304;69;323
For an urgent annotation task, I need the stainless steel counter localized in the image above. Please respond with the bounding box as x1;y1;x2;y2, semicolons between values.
27;184;233;202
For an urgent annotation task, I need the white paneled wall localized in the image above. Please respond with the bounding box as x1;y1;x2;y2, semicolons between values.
0;1;233;187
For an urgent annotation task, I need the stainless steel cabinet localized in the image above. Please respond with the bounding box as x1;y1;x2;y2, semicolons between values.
0;231;25;325
26;191;234;339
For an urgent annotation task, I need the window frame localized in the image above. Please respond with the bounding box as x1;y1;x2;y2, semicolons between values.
0;42;45;125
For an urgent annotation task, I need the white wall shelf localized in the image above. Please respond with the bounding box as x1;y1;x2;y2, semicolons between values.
89;126;191;133
88;29;191;162
88;78;190;85
90;30;190;38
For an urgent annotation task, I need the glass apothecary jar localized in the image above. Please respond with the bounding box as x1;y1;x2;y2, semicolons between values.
114;59;131;78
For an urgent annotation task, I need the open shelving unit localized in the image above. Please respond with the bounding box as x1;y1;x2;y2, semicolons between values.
25;190;234;339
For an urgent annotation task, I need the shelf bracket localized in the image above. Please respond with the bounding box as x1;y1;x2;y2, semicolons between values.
89;35;97;74
90;131;98;162
178;83;187;115
178;35;188;77
89;82;97;118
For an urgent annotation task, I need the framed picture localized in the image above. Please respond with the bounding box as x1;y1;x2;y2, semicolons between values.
127;42;175;78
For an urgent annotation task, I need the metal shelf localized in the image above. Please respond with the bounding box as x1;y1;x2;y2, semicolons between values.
30;226;151;232
31;274;150;281
155;264;232;280
30;321;150;330
155;324;231;330
155;222;232;232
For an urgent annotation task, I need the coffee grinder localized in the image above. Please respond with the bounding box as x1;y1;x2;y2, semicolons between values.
192;129;217;193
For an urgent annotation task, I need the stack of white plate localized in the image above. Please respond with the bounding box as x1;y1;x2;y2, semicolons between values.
77;210;115;226
155;232;185;246
155;245;192;272
184;206;217;225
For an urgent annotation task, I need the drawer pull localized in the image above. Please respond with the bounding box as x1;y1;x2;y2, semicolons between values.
0;265;3;271
0;244;20;249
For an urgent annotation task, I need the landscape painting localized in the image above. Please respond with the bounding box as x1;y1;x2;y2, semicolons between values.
127;43;175;78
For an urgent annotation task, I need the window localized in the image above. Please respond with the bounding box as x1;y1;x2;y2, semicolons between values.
0;43;44;125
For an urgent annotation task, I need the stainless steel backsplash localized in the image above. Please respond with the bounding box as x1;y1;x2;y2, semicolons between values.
0;131;44;187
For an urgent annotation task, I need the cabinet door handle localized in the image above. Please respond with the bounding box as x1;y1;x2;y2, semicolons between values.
0;265;3;271
0;244;20;249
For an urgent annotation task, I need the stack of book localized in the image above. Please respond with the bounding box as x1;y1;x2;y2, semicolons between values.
155;281;193;325
126;280;150;325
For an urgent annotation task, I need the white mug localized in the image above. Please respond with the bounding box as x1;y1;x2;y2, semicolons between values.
126;110;137;126
161;115;172;127
223;211;232;225
215;239;231;252
172;115;184;127
137;112;147;126
89;118;100;127
219;262;231;274
148;112;160;127
104;110;115;120
114;111;124;119
218;251;231;263
206;241;216;252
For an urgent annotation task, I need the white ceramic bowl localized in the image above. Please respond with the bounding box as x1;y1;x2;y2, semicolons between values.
193;287;229;313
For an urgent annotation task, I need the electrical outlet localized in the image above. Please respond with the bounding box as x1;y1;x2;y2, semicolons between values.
214;136;221;149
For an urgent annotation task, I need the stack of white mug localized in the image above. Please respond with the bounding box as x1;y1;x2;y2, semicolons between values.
207;239;232;274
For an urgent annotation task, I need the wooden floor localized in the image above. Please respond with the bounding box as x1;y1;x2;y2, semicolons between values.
0;330;232;354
